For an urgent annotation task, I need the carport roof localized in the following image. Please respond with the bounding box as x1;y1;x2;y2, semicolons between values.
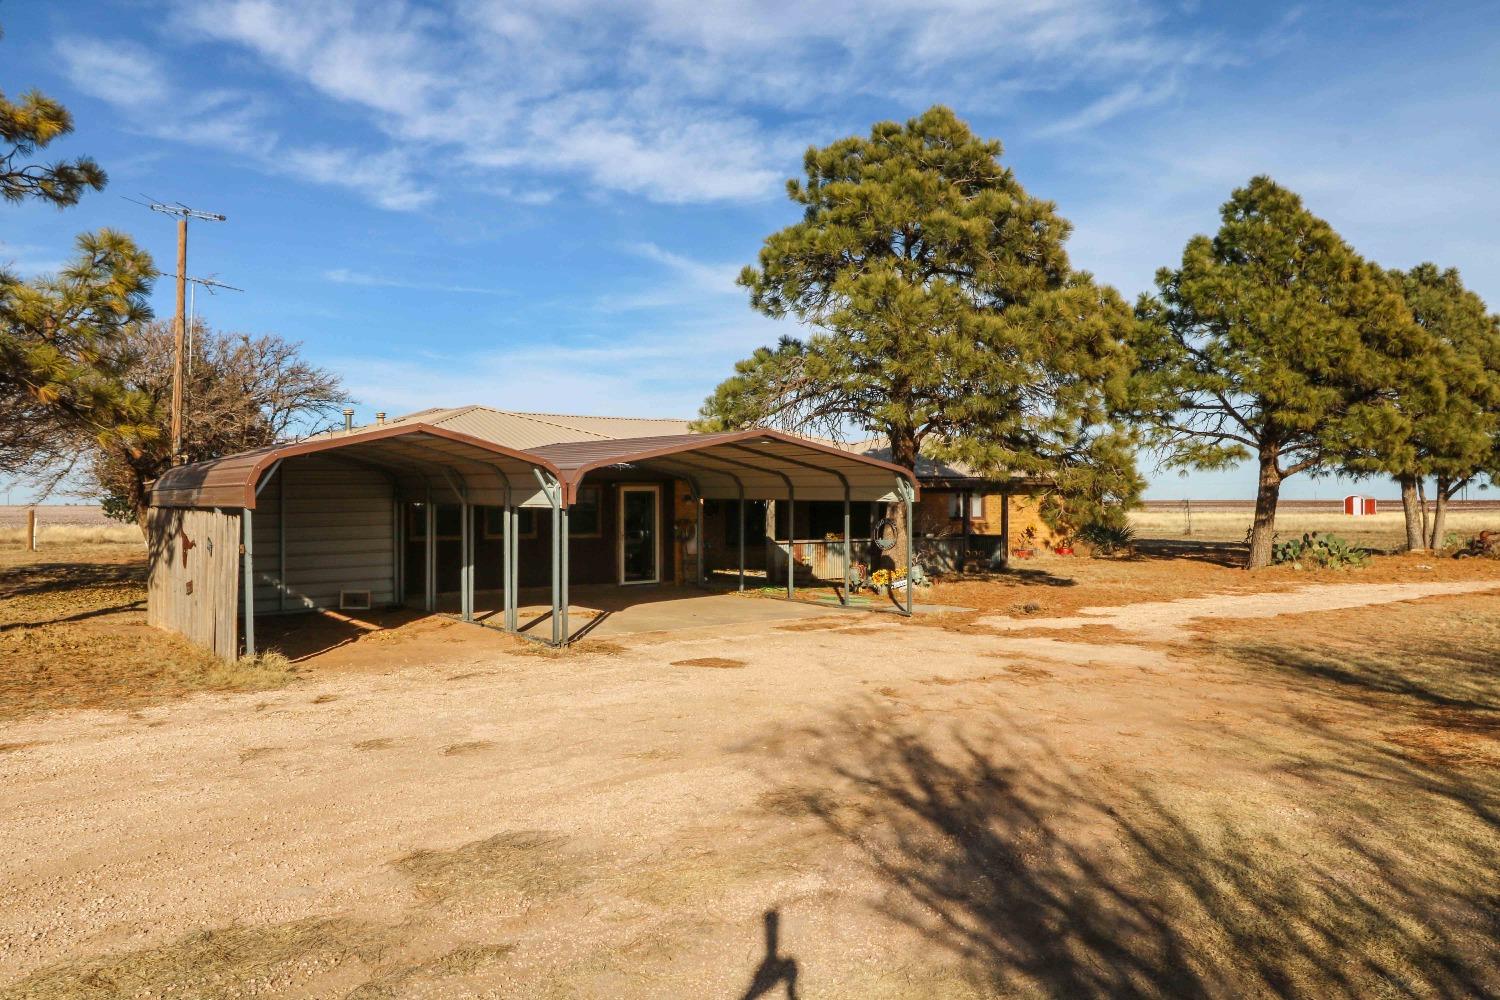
150;425;920;510
150;423;563;510
530;428;918;503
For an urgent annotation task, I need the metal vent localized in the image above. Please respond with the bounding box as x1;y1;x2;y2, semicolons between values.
339;589;372;611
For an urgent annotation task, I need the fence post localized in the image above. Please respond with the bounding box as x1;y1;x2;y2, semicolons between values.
27;507;38;551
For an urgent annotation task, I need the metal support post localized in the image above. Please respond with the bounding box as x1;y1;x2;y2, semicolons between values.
560;503;570;644
842;490;851;605
786;489;795;600
900;478;915;616
737;493;746;592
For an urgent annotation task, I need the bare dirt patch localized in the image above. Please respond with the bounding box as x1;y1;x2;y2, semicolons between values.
671;656;747;669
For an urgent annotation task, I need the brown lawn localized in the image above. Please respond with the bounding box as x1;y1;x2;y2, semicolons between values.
0;542;1497;998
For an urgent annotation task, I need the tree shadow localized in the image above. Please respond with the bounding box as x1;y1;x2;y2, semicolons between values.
0;599;144;632
784;705;1498;998
0;559;143;601
1227;640;1500;715
1130;539;1249;568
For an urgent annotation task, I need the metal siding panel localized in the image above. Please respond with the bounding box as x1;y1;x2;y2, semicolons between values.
255;459;395;614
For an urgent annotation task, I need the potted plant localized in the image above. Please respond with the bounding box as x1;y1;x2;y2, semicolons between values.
1012;527;1039;560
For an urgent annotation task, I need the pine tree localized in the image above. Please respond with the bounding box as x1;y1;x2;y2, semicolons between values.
696;106;1141;550
0;230;159;476
1;21;155;482
1134;177;1425;569
1;23;107;208
1387;265;1500;548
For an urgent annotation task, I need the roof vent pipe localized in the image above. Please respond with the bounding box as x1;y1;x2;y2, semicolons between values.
343;408;355;432
375;412;386;426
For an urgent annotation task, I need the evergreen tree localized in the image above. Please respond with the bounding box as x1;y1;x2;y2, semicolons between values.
1384;265;1500;548
1134;177;1425;569
1;24;107;208
697;106;1141;551
0;230;158;477
1;21;155;484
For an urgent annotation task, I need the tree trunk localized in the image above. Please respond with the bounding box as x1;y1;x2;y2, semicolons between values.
1246;452;1281;570
1428;477;1451;550
1398;475;1424;551
1417;479;1430;546
887;429;919;572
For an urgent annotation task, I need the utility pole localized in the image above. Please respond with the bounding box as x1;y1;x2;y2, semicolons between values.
142;201;227;463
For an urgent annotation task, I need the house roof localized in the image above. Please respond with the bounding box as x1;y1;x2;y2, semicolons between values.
362;406;693;450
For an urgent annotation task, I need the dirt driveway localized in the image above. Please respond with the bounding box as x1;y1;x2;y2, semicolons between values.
2;576;1498;998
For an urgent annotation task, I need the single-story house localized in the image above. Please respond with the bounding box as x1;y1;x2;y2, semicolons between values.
146;407;1049;658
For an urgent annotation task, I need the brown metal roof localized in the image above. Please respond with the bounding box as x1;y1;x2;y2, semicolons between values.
530;429;919;504
150;424;564;510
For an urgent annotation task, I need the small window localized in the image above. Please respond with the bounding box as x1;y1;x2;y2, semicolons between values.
406;503;427;540
570;486;602;537
947;493;983;519
481;506;538;539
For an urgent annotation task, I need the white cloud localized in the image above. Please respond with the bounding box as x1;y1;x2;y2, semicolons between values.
54;38;170;107
56;37;436;211
323;268;510;295
153;0;1230;208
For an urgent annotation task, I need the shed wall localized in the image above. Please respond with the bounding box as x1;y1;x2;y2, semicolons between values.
252;456;397;614
147;506;241;659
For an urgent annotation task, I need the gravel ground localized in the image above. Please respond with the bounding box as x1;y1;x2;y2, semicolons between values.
2;578;1497;998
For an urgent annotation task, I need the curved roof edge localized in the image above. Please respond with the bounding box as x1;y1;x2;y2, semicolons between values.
528;428;920;501
150;423;565;510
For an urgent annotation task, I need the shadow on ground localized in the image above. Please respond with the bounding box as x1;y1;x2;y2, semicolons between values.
782;705;1499;998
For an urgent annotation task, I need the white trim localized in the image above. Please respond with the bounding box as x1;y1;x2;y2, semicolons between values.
618;484;660;585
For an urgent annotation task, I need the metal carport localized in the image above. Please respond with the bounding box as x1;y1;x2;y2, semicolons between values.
528;429;920;642
147;425;919;656
149;423;565;656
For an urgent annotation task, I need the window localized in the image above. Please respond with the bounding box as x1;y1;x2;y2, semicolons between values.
406;502;427;539
481;506;538;539
570;486;602;537
434;504;462;539
947;493;983;519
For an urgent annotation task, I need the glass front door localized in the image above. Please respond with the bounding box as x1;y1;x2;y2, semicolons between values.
619;486;659;584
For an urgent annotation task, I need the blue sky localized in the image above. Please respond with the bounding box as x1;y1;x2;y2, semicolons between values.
3;0;1498;501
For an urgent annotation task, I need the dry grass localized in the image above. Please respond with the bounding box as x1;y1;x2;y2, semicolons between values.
1131;507;1500;550
1190;593;1500;769
0;523;143;547
919;546;1500;630
0;546;300;720
439;739;495;756
0;917;396;1000
392;830;588;904
671;656;747;669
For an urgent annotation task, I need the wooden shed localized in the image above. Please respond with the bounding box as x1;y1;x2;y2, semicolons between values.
147;421;918;658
